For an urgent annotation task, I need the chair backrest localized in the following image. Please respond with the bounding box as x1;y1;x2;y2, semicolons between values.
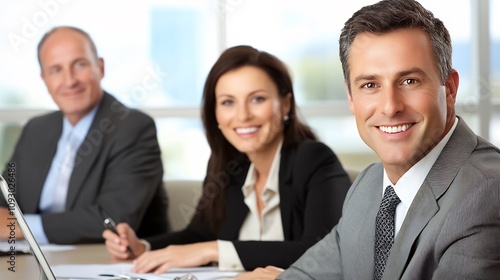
163;180;203;231
346;169;361;184
163;171;359;231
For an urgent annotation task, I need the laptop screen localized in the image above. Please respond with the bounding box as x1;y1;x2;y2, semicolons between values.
0;175;56;280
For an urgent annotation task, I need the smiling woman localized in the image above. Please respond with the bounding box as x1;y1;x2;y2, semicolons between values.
215;66;290;157
102;45;352;274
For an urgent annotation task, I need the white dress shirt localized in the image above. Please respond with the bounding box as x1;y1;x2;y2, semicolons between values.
383;117;458;237
25;106;98;244
218;140;284;271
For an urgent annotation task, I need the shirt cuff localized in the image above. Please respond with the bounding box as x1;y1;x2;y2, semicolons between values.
140;239;151;252
24;214;49;245
217;240;245;271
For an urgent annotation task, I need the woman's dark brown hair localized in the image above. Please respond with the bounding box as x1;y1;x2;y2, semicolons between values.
196;45;316;232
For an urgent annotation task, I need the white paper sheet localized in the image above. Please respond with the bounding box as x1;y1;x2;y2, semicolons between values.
52;263;239;280
0;240;75;254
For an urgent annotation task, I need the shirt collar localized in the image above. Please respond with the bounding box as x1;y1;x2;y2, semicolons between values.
242;139;283;197
383;117;459;206
61;104;99;145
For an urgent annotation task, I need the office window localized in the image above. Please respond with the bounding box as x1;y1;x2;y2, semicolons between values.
0;0;220;179
490;0;500;145
223;0;487;170
0;0;497;179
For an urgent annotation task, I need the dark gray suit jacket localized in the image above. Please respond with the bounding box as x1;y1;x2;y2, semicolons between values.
279;118;500;279
1;92;169;244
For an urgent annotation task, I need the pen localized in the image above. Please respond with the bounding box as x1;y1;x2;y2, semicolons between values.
98;274;147;280
103;217;136;259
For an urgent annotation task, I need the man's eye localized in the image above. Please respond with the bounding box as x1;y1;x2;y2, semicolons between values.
403;79;417;85
49;68;61;75
76;61;87;68
363;83;376;89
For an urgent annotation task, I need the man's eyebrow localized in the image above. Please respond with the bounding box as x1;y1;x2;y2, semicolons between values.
44;64;61;72
397;67;427;78
352;68;428;84
353;74;379;84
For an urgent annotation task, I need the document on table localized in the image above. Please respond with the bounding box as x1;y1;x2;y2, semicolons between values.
52;263;240;280
0;240;74;254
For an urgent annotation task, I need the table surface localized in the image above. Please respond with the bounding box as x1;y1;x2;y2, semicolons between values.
0;243;119;279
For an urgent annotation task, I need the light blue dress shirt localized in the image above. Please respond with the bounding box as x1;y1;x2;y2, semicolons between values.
25;106;98;244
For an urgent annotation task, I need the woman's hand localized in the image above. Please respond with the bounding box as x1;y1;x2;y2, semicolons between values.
235;266;284;280
132;241;219;274
102;223;145;260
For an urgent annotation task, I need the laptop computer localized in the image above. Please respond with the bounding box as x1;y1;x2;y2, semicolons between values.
0;175;56;280
0;176;143;280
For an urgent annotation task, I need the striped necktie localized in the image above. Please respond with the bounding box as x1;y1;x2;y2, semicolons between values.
50;132;78;212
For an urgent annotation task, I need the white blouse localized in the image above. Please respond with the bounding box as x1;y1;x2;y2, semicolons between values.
218;140;284;271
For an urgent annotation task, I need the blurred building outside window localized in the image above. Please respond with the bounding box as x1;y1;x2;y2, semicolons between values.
0;0;498;179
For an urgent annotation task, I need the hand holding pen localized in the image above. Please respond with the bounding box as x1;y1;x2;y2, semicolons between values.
103;218;136;259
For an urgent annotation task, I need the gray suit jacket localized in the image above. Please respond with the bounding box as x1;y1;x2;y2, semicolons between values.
1;93;170;243
279;118;500;280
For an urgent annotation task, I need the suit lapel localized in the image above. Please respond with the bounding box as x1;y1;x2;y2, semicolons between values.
384;118;478;279
65;93;111;209
219;161;250;239
384;182;438;279
278;145;294;240
24;113;62;213
220;144;294;239
349;163;384;279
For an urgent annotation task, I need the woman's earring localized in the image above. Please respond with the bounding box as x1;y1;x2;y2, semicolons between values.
283;115;290;125
217;124;221;129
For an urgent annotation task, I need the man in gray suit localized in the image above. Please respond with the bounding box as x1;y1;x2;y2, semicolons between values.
238;0;500;279
0;26;169;244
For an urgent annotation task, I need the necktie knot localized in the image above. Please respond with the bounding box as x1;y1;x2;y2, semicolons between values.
379;185;401;213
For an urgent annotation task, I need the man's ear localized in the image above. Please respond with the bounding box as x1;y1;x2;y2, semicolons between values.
445;69;459;105
98;57;105;79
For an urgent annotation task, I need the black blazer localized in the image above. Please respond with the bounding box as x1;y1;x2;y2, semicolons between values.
1;92;169;243
147;140;351;270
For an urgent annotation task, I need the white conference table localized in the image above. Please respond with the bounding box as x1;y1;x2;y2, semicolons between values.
0;244;241;279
